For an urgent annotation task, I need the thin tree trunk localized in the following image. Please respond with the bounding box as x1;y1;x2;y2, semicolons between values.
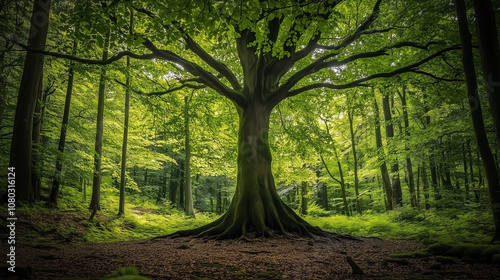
382;93;403;208
9;0;51;202
179;161;185;209
184;96;195;216
455;0;500;242
299;181;308;215
463;142;470;201
89;30;110;211
399;85;417;207
373;93;393;210
118;11;133;216
347;107;362;214
49;39;77;207
421;160;430;210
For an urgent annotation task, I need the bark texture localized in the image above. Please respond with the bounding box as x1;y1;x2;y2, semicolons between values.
9;0;51;202
455;0;500;242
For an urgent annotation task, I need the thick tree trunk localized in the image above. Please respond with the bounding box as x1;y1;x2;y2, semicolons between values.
89;30;110;211
171;102;323;238
373;95;393;210
9;0;51;202
474;0;500;146
184;96;195;216
49;40;77;207
456;0;500;242
382;94;403;208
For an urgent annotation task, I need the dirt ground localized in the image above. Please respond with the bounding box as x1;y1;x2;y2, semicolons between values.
2;235;500;280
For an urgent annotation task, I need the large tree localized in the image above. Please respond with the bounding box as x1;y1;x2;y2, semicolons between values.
19;0;461;238
9;0;51;202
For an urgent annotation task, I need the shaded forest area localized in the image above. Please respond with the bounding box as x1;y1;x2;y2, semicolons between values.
1;0;500;279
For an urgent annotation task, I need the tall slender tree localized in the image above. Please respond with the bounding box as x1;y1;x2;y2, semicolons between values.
49;39;77;207
90;30;110;211
455;0;500;243
184;95;195;217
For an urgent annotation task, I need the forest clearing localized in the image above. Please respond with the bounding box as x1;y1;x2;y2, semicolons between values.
2;0;500;279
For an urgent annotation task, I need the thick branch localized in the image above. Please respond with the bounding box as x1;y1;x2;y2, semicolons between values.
286;45;462;99
143;40;246;107
183;33;241;90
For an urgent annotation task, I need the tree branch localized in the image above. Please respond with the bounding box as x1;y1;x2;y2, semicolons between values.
143;40;246;107
319;154;342;185
113;78;205;96
409;70;462;82
322;0;383;51
182;33;241;90
285;45;462;99
12;40;156;65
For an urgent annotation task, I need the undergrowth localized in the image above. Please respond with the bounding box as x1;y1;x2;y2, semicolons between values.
0;186;496;247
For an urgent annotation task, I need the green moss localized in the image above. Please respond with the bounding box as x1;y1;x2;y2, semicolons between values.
446;245;467;257
389;249;428;259
435;256;455;264
428;243;453;254
463;245;483;258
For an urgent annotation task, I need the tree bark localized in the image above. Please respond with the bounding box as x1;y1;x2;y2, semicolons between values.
9;0;51;202
455;0;500;242
89;30;110;211
382;93;403;208
373;94;393;210
184;96;195;217
171;102;323;238
399;85;417;207
473;0;500;146
49;39;77;207
299;181;308;215
118;11;133;216
347;106;362;214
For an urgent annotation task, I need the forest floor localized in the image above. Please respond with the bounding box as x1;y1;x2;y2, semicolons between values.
3;234;500;280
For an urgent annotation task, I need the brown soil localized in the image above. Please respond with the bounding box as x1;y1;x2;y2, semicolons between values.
2;235;500;280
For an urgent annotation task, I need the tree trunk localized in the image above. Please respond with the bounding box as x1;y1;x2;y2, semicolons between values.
169;167;178;206
118;12;133;216
421;160;431;210
9;0;51;202
49;39;77;207
463;142;470;201
399;86;417;207
347;108;362;214
172;102;323;238
179;161;185;210
89;30;110;211
184;96;195;216
373;94;393;210
474;0;500;146
455;0;500;242
382;93;403;208
299;181;308;215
